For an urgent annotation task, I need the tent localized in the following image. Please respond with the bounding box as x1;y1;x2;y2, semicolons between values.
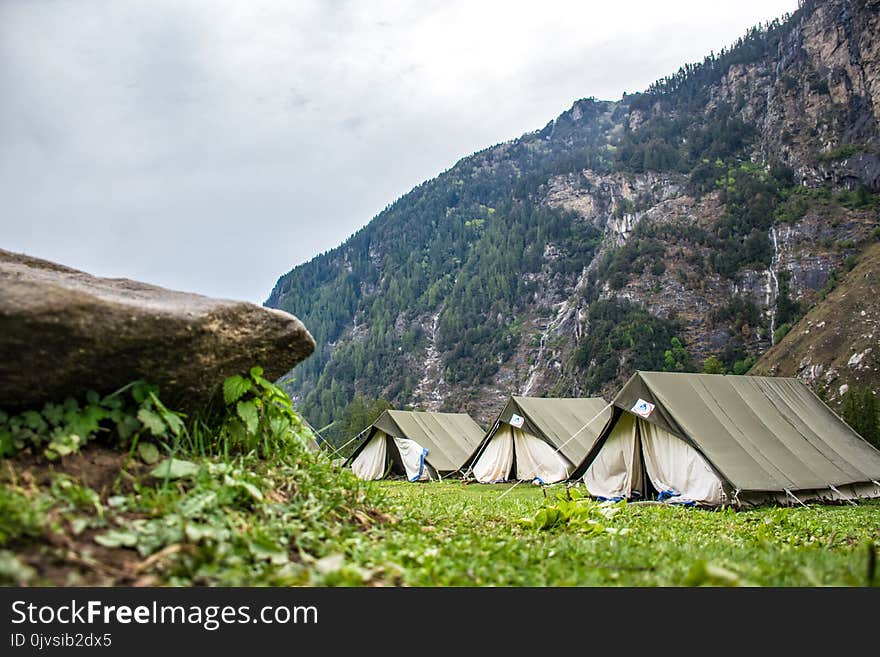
463;396;611;484
571;371;880;507
344;410;485;481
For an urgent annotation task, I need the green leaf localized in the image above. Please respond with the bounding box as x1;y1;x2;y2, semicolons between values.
178;491;218;518
137;408;167;437
94;529;138;548
160;410;185;438
48;434;80;457
225;475;263;502
268;415;291;441
249;365;264;380
248;535;288;565
185;523;230;543
236;400;259;435
223;375;253;405
70;518;90;535
131;381;155;404
0;430;14;458
21;410;46;432
149;458;200;480
137;442;161;465
41;403;64;426
114;414;141;441
148;393;185;438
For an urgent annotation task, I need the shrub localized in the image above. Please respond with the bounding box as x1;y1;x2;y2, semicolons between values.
842;387;880;449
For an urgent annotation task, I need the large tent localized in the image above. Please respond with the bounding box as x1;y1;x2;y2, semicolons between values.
345;410;484;481
571;371;880;507
463;396;611;484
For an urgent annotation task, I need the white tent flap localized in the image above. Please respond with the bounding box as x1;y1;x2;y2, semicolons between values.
351;432;387;480
393;437;431;482
513;426;572;484
473;430;514;483
583;412;641;500
639;419;723;505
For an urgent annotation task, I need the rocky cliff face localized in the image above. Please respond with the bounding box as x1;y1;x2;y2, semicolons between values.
752;241;880;407
267;0;880;435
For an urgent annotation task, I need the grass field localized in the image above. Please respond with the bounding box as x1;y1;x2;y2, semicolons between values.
342;480;880;586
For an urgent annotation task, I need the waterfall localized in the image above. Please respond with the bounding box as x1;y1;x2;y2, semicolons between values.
767;226;780;345
521;300;571;396
413;311;443;409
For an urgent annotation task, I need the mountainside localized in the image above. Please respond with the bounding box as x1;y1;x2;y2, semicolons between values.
752;240;880;400
267;0;880;442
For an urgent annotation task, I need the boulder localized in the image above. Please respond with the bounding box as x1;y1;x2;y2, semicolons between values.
0;249;315;414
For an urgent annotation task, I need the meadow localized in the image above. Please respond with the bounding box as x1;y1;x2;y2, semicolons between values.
348;481;880;586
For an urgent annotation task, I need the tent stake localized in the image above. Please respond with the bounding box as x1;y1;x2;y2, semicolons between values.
828;484;857;506
784;488;808;508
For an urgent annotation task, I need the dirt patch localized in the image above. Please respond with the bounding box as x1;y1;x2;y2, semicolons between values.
2;443;148;499
2;444;156;585
11;522;147;586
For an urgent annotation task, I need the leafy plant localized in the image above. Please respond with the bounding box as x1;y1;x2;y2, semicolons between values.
518;488;627;535
217;366;315;457
0;486;45;546
0;381;184;460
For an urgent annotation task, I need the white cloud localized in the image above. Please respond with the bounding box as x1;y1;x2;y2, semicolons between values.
0;0;798;303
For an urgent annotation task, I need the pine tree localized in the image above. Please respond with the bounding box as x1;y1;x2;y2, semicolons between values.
842;387;880;448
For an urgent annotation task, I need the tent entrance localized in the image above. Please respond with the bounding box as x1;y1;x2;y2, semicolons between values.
350;431;437;482
583;414;723;505
472;424;573;484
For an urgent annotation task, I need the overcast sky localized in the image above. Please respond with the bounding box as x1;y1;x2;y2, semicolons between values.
1;0;798;304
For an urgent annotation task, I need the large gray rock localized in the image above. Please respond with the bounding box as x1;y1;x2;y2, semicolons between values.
0;249;315;414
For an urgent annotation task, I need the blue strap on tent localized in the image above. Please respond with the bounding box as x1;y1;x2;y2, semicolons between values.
532;477;545;485
409;447;430;482
597;495;625;502
657;490;681;502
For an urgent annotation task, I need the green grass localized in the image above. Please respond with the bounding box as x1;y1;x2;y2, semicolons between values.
3;465;879;586
341;481;880;586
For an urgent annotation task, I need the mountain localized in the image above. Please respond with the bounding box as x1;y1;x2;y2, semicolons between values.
266;0;880;443
752;240;880;399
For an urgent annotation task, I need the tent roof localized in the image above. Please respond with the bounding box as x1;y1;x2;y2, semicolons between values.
363;410;485;472
579;371;880;492
468;396;610;466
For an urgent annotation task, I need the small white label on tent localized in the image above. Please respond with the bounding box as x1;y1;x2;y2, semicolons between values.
631;398;655;418
510;413;525;428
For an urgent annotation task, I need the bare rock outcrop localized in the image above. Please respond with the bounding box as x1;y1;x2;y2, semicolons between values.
0;250;315;413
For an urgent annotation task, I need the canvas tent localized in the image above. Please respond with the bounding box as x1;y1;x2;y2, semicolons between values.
345;410;484;481
571;371;880;507
463;396;611;484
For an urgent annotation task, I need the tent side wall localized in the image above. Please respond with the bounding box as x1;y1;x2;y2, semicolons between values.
350;431;389;480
